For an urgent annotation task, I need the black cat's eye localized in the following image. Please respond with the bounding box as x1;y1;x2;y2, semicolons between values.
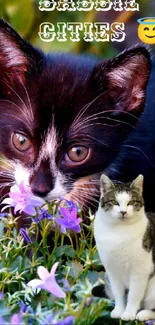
12;133;32;152
144;27;149;31
66;146;90;163
128;200;136;206
111;200;119;205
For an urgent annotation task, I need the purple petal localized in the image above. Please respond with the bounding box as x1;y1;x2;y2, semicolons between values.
43;276;66;298
70;207;77;219
10;184;20;193
50;262;59;276
0;316;6;324
20;228;31;244
59;207;69;218
11;313;21;325
28;196;45;206
56;217;65;225
14;203;25;214
23;206;36;216
60;224;67;234
1;198;15;206
19;181;29;194
77;217;82;223
37;266;50;280
27;279;43;288
71;225;81;233
1;205;12;212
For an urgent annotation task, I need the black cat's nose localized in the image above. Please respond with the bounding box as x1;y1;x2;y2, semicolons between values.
120;211;127;216
31;185;50;198
30;160;55;198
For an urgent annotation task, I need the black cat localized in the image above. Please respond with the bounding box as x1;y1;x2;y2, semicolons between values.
0;19;152;214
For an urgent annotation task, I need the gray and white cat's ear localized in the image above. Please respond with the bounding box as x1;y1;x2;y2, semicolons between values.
130;174;144;195
100;174;115;196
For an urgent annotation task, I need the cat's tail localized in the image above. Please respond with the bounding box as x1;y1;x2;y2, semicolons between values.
92;273;114;299
92;284;107;297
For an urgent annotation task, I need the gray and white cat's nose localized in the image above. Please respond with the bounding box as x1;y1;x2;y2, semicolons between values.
120;211;127;216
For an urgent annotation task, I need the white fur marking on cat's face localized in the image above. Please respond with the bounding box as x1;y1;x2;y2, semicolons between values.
40;125;57;159
14;163;30;186
14;162;67;199
116;192;131;215
46;172;67;200
108;191;132;221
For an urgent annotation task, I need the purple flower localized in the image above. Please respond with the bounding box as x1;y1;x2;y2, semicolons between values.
27;262;66;298
59;197;78;212
0;313;22;324
56;207;82;234
34;208;52;223
146;321;155;325
11;313;22;324
20;228;32;244
0;292;4;299
1;181;45;216
55;316;74;325
0;213;9;218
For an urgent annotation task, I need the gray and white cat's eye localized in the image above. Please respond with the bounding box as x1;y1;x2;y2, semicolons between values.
127;200;136;206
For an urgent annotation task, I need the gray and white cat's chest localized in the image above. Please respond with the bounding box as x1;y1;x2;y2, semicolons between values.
94;217;154;282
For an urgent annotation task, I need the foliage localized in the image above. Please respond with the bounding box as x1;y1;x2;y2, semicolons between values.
0;196;147;324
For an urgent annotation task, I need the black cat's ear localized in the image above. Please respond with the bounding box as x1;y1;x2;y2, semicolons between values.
130;174;144;195
93;46;151;114
0;19;42;84
100;174;115;196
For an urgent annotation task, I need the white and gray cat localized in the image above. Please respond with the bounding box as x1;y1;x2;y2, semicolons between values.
94;174;155;321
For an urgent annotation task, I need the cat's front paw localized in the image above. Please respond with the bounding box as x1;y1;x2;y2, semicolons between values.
121;311;136;321
111;308;124;319
136;310;155;321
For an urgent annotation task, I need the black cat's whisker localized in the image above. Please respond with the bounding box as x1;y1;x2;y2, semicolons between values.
66;181;100;190
122;144;155;167
2;80;32;124
71;190;98;208
1;113;31;129
73;109;141;132
73;118;136;134
0;172;14;179
74;187;99;195
84;134;111;148
0;99;30;122
20;79;34;121
72;116;120;132
67;186;100;198
0;192;10;202
66;178;100;185
71;93;141;132
71;91;108;129
0;158;15;171
66;183;99;205
0;182;14;192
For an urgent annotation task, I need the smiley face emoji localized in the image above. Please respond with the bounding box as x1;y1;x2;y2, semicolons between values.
137;17;155;44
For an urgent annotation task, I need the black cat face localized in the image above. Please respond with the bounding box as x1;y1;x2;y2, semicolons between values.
0;19;151;212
